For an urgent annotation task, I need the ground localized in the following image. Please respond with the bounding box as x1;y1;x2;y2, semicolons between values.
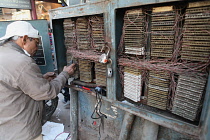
49;93;70;132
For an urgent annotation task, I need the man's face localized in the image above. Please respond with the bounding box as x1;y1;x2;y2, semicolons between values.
24;37;39;56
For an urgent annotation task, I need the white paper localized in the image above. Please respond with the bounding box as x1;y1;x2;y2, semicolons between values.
42;121;70;140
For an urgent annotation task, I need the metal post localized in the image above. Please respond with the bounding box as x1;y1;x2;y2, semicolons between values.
70;88;78;140
141;119;159;140
30;0;37;20
118;112;135;140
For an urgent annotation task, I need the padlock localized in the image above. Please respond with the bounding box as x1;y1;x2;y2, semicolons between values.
99;53;108;63
99;47;110;64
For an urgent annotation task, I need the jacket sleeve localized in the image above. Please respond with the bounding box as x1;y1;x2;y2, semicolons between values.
16;61;69;101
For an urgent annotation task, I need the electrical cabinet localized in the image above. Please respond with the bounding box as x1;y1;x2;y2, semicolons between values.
49;0;210;139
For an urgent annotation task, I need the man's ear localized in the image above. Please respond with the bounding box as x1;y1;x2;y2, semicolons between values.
22;35;28;45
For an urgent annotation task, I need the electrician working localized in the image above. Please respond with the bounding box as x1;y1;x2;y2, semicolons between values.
0;21;76;140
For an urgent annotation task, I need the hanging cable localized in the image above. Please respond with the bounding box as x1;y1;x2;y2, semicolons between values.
91;87;107;139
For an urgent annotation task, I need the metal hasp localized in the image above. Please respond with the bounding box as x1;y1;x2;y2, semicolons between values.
49;0;210;139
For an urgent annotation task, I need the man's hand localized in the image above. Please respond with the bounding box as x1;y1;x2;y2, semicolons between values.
43;72;56;81
63;64;76;75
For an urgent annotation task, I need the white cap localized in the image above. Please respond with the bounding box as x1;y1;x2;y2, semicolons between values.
0;21;40;41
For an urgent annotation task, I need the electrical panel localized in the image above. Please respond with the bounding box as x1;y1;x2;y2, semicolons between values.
150;6;175;58
63;18;76;50
79;59;93;83
181;2;210;62
172;75;206;121
64;15;107;88
95;62;107;87
76;17;90;50
124;67;142;102
118;1;209;122
90;16;105;51
147;71;170;110
123;9;145;55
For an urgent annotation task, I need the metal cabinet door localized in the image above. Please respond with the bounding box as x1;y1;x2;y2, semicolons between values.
0;20;54;74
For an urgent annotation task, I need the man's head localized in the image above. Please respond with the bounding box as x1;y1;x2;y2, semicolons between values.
0;21;40;56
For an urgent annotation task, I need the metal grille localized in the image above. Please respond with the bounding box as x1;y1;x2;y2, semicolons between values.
63;19;76;49
147;71;170;110
181;3;210;62
89;16;105;51
172;75;206;121
124;67;142;102
76;17;90;50
95;63;106;86
151;6;175;58
79;59;93;82
123;9;145;55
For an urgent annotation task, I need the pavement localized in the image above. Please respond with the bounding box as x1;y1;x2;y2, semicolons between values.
49;93;70;132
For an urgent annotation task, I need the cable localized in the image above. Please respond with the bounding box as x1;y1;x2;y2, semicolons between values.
91;88;107;119
91;87;107;139
54;132;71;140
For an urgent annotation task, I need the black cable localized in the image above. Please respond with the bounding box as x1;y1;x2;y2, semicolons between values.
91;88;107;139
91;89;107;119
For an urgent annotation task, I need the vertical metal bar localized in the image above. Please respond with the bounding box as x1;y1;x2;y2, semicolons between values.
105;2;117;101
118;112;135;140
141;119;159;140
70;88;78;140
30;0;37;20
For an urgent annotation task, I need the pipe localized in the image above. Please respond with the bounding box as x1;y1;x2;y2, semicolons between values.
70;88;78;140
141;119;159;140
30;0;37;20
118;112;135;140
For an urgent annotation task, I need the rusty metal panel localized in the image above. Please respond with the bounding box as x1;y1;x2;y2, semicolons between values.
49;1;108;19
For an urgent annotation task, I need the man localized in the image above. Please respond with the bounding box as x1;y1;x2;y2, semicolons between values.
0;21;75;140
